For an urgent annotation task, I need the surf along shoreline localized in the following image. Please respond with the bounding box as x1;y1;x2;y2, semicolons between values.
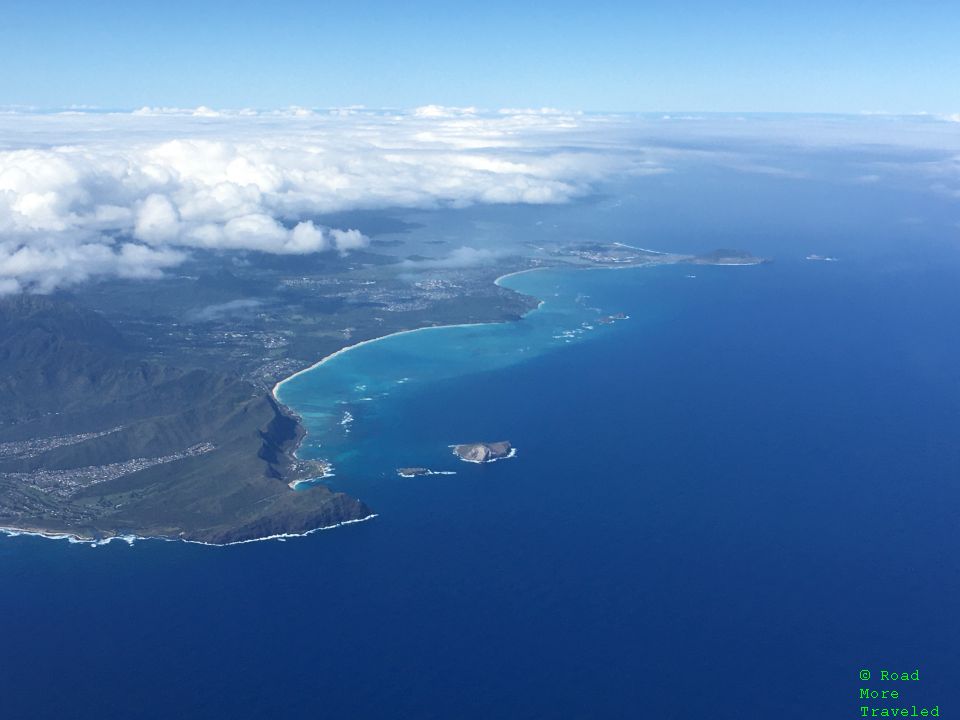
270;265;553;486
0;514;379;548
270;248;764;493
271;267;550;402
5;252;749;548
0;268;546;550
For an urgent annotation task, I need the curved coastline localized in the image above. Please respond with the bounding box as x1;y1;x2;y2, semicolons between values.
2;261;670;547
3;257;753;547
272;321;501;401
0;266;547;548
271;265;551;402
2;263;622;547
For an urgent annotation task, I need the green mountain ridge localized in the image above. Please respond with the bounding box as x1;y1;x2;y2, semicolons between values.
0;294;371;544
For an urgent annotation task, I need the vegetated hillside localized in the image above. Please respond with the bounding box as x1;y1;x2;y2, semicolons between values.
0;294;370;543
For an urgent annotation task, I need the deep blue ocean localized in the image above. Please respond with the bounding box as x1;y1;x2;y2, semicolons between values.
3;164;960;718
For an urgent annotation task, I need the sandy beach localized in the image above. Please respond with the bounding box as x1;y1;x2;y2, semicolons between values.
272;266;548;401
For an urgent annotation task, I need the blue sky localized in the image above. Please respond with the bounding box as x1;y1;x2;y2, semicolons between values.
1;0;958;112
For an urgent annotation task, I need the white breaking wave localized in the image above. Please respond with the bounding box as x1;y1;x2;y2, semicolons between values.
0;513;378;548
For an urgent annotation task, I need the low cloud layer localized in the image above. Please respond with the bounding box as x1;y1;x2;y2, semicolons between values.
402;246;501;270
3;107;959;294
186;298;264;323
0;108;633;294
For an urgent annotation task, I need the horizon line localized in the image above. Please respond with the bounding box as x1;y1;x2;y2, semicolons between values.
1;105;958;120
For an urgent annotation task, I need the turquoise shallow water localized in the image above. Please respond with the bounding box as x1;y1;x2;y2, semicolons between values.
4;165;960;718
4;253;960;719
277;266;653;477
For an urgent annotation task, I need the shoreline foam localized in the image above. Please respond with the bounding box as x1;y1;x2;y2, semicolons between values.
272;265;549;401
449;446;518;464
0;513;378;549
272;258;677;403
3;255;753;549
396;469;458;478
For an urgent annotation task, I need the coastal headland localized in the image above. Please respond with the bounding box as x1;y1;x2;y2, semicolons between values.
0;242;766;544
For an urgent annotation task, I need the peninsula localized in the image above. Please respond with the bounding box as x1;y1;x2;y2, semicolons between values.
0;237;763;544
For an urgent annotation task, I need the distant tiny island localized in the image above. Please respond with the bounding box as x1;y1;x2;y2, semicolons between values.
547;242;771;269
396;467;457;478
451;441;516;464
597;312;629;325
688;249;771;266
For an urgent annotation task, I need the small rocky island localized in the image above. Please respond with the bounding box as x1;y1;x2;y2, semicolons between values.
597;312;628;325
396;467;457;478
689;249;770;266
397;467;432;478
451;441;516;464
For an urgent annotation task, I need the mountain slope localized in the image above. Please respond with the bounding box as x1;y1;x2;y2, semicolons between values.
0;295;371;543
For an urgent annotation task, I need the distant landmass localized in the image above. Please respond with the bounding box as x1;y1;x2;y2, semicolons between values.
688;249;771;266
0;241;763;544
544;242;770;268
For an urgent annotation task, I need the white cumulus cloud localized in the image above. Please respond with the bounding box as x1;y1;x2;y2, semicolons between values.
135;193;181;243
0;107;639;294
402;246;502;270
